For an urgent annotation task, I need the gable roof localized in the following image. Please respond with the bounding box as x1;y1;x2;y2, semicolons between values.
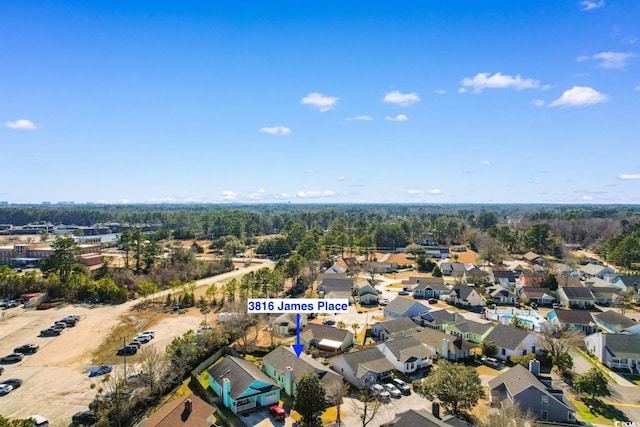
490;287;515;298
318;277;355;292
420;309;460;326
613;275;640;289
580;263;610;276
415;280;450;292
442;262;466;272
413;327;477;355
605;334;640;359
594;310;638;331
382;336;435;362
335;347;395;376
557;276;583;287
402;276;445;286
488;365;575;412
561;287;595;300
357;281;378;296
494;270;516;282
381;409;472;427
263;346;343;386
523;252;540;261
484;324;533;350
448;319;495;336
450;284;477;301
550;309;595;325
208;356;279;400
143;394;214;427
301;323;351;343
589;286;621;299
520;287;554;299
375;317;418;334
323;264;347;275
385;297;429;316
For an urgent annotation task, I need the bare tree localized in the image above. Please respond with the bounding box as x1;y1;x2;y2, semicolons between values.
222;302;260;356
138;346;171;396
477;399;534;427
350;383;388;427
327;381;349;426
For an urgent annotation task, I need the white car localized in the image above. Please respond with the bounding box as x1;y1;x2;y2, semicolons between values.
139;330;155;338
0;383;13;395
384;383;402;398
370;383;390;401
379;298;390;306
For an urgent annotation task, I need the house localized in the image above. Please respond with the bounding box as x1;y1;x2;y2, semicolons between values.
377;336;434;373
356;281;379;305
381;408;472;427
300;323;353;353
518;272;546;287
322;264;347;275
557;287;595;309
317;277;355;302
384;297;430;320
208;356;280;414
417;309;461;330
329;347;395;388
422;246;450;259
272;313;307;336
580;263;615;280
262;346;343;397
611;275;640;293
0;242;102;266
493;270;517;289
364;261;398;274
523;252;542;265
411;278;450;299
593;311;640;334
413;327;477;361
519;287;555;306
371;317;418;341
484;324;539;361
588;286;621;306
585;332;640;373
448;284;484;307
142;394;215;427
441;262;465;277
463;263;484;284
488;286;516;305
442;319;495;344
488;363;577;423
556;276;583;288
546;309;596;334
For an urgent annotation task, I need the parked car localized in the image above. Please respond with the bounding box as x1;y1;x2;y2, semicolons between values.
14;344;39;354
172;303;181;311
40;328;61;337
6;300;17;308
133;334;151;343
196;326;212;335
53;321;67;329
1;378;23;389
140;330;155;337
379;298;390;305
116;346;137;356
269;405;286;421
0;366;4;376
398;290;410;296
428;298;439;304
60;317;77;326
36;303;53;310
72;410;99;426
392;378;411;395
370;383;390;402
0;383;13;395
64;314;81;322
322;319;336;326
552;303;559;309
384;383;402;399
30;414;48;427
89;365;112;377
482;357;502;369
0;353;24;363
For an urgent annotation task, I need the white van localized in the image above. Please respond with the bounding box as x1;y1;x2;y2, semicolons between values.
30;415;48;427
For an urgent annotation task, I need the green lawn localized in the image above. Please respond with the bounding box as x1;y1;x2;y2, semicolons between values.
571;397;626;426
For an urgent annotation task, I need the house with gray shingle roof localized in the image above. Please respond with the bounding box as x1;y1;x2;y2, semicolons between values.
383;297;430;319
546;309;596;334
410;277;450;299
519;287;555;306
417;309;461;330
585;332;640;373
377;336;435;373
594;310;640;334
413;327;476;361
588;285;621;306
329;347;395;388
557;286;595;309
442;319;495;343
441;262;465;277
318;277;355;302
371;317;418;341
484;324;539;361
492;270;517;289
381;408;472;427
489;364;576;423
488;286;516;305
300;323;353;353
448;284;484;307
580;263;615;279
611;275;640;293
208;356;280;414
262;346;343;397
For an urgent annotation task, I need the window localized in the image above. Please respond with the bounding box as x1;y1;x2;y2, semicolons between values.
541;396;549;406
501;348;506;356
541;410;548;421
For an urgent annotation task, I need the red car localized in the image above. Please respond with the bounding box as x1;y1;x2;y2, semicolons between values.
269;405;285;421
428;298;438;304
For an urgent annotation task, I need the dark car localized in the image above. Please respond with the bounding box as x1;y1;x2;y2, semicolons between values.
428;298;439;304
40;328;61;337
0;366;4;376
72;410;99;426
116;346;137;356
1;378;23;389
14;344;39;354
0;353;24;363
322;319;336;326
398;290;410;296
172;303;180;311
61;317;77;326
89;365;112;377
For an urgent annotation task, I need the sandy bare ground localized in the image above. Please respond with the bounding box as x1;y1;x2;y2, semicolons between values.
0;259;273;426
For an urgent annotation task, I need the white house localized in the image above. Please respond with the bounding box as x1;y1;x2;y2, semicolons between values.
484;324;540;361
377;336;434;374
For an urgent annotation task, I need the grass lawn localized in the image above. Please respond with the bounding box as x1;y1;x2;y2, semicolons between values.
571;396;624;426
290;407;346;425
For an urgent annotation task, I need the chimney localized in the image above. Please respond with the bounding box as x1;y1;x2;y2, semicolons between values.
441;339;450;359
452;312;458;321
432;401;441;419
285;366;294;394
184;399;193;413
529;358;540;376
223;378;231;397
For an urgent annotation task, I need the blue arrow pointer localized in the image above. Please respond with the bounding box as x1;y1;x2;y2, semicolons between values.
292;313;304;357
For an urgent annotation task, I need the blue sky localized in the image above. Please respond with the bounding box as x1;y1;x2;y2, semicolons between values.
1;1;639;204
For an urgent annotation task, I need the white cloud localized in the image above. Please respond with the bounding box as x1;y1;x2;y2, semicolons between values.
406;189;424;195
296;190;335;198
301;92;339;112
634;86;640;91
273;193;291;199
532;99;546;107
345;115;372;121
460;72;541;93
248;189;267;200
259;126;292;135
338;176;347;181
577;51;636;69
121;199;131;204
5;119;37;130
458;87;468;93
618;174;640;180
385;114;408;122
220;190;237;201
548;86;609;107
427;189;442;195
480;160;491;165
573;72;590;78
582;196;594;201
580;0;605;11
383;91;420;106
621;36;639;45
435;89;446;95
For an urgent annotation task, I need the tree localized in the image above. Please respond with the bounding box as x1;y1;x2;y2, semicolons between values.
481;341;498;359
293;372;329;427
432;265;443;277
0;416;37;427
539;328;583;373
222;303;260;356
414;360;484;415
617;288;637;316
478;399;533;427
353;381;385;427
165;330;199;377
524;223;551;254
138;281;159;305
327;381;349;427
137;346;171;395
118;230;132;269
131;229;145;273
477;233;505;267
286;254;306;289
554;351;574;376
351;323;360;342
574;368;610;400
39;236;81;284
